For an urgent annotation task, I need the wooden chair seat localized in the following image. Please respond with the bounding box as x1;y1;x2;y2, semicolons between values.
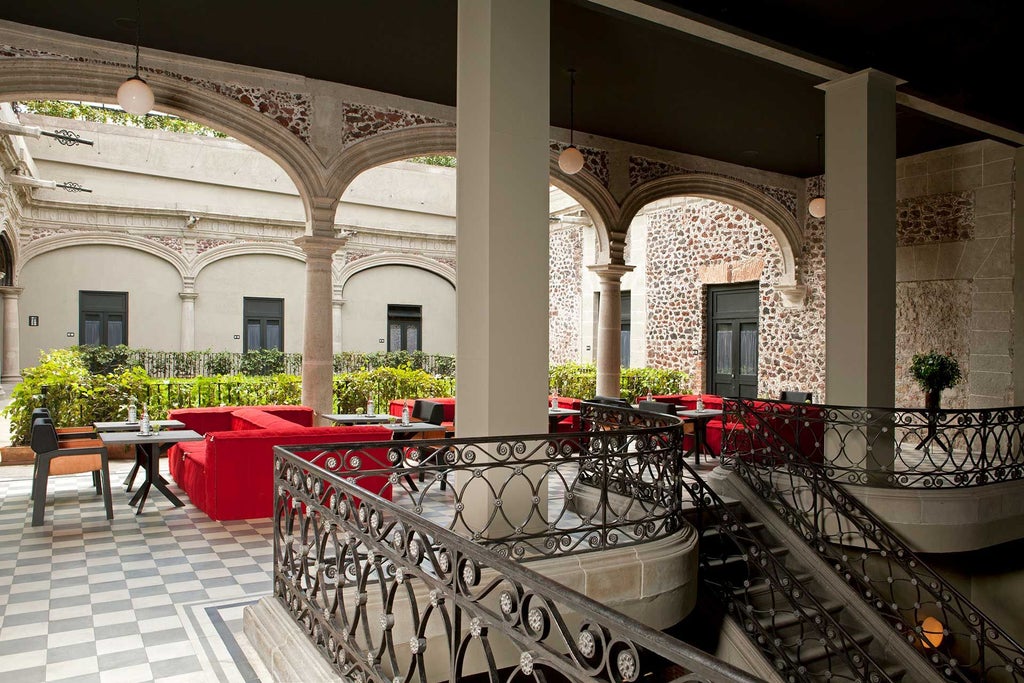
30;418;113;526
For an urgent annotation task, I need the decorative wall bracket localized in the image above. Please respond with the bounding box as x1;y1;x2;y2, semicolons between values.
773;283;808;308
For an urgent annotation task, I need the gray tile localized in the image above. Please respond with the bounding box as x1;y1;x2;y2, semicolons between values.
8;589;51;604
0;610;51;627
133;604;178;621
93;621;141;640
91;599;134;615
0;666;45;683
48;616;95;633
0;634;48;656
46;640;98;663
141;628;190;648
149;655;203;679
98;648;150;670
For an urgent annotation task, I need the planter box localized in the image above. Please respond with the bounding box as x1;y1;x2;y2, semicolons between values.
1;443;136;465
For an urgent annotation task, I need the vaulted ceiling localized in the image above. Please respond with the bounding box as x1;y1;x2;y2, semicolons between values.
1;0;1018;177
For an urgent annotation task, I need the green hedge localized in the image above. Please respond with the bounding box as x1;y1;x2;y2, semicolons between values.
549;362;690;403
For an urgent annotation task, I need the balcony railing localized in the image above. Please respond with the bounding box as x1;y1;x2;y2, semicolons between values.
722;399;1024;488
725;397;1024;682
272;413;762;682
273;402;905;681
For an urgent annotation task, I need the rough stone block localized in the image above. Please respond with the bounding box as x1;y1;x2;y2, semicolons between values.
974;213;1012;239
926;153;953;173
979;236;1013;278
973;277;1012;293
982;140;1015;162
971;291;1012;312
970;330;1011;355
970;354;1011;373
895;246;915;281
970;394;1009;409
951;146;984;168
912;243;939;279
951;165;983;192
968;370;1012;399
927;170;953;195
934;241;965;279
904;159;929;177
984;159;1013;185
897;175;928;200
955;238;996;279
971;310;1011;331
974;184;1013;216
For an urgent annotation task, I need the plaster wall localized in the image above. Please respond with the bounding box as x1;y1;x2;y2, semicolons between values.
18;244;182;355
193;253;306;354
340;265;455;354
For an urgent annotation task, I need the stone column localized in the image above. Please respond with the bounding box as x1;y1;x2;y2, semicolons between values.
178;291;198;352
331;297;345;354
0;286;23;385
456;0;550;537
296;234;345;420
819;69;901;476
820;69;901;407
589;264;634;398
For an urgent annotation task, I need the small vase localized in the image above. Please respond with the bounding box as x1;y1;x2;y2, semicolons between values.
924;389;941;412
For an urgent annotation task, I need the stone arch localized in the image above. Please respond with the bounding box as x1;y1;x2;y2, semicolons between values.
337;253;456;296
191;242;306;280
0;58;328;220
0;224;16;286
324;125;618;260
618;173;803;285
19;232;189;281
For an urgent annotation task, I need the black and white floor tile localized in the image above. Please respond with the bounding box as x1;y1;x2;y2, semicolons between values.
0;461;273;683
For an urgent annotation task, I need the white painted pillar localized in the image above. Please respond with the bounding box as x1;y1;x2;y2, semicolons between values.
590;264;634;397
297;232;345;420
0;286;23;385
179;291;198;352
332;297;345;354
820;69;901;407
455;0;550;438
455;0;550;538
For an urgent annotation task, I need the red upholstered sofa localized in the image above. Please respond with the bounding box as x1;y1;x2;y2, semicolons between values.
388;398;456;433
167;405;392;521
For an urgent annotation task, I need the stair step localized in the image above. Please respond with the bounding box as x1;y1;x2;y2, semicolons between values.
704;545;788;570
731;573;814;599
754;599;843;631
793;630;873;667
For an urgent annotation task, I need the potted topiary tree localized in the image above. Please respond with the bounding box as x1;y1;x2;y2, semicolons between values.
909;350;962;411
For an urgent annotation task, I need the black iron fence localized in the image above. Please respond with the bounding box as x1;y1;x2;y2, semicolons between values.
724;399;1024;488
272;429;762;682
725;397;1024;682
274;402;904;681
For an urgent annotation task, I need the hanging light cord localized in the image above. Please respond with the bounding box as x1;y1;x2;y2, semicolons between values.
133;0;142;77
568;68;576;147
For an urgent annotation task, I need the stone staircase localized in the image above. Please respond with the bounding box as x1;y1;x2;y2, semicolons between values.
676;492;934;682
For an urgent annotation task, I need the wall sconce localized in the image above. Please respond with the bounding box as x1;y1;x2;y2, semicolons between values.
919;616;945;649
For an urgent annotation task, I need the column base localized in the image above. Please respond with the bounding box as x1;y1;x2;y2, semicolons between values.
243;596;341;682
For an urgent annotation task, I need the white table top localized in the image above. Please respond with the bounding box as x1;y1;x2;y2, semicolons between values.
98;429;203;445
322;413;394;424
383;422;445;433
93;419;186;432
548;407;581;416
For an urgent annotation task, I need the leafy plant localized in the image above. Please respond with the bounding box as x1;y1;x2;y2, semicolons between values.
239;348;286;376
548;362;689;403
909;350;962;393
17;100;228;138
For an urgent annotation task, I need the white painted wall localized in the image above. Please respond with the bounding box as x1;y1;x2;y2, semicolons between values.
193;254;307;353
341;265;456;354
19;245;182;355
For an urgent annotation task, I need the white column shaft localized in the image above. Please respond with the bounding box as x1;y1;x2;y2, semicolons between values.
1;288;23;384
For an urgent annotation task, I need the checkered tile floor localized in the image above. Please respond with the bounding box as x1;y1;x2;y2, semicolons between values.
0;460;274;683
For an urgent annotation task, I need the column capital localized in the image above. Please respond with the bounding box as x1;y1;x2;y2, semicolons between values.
0;286;25;298
308;196;340;237
295;235;346;260
332;298;347;307
816;68;905;93
587;263;635;283
178;292;199;301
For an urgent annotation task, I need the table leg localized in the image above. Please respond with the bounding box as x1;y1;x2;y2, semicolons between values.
124;444;144;491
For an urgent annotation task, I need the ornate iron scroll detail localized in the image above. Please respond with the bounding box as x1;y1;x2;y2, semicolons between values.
725;397;1024;682
272;435;760;683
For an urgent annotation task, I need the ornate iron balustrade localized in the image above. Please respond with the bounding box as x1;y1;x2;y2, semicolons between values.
273;445;762;683
723;398;1024;488
725;397;1024;682
281;404;687;561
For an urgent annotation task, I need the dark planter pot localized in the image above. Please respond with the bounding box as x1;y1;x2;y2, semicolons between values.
924;389;942;412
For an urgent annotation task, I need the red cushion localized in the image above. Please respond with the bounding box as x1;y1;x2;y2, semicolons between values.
168;406;238;435
388;398;456;423
196;424;392;521
230;408;296;431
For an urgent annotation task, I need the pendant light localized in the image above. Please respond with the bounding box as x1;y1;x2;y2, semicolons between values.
116;0;155;116
808;133;826;219
557;69;585;175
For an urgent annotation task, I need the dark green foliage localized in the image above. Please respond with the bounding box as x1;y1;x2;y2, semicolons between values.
239;348;286;376
18;100;228;138
909;350;962;392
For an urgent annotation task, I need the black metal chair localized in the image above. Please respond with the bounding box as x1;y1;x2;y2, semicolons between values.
32;408;96;439
407;401;448;490
779;391;813;403
30;418;113;526
589;395;630;407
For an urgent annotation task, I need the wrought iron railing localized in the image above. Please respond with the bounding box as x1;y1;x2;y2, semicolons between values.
725;397;1024;682
273;444;762;682
280;403;686;560
278;402;903;681
726;399;1024;488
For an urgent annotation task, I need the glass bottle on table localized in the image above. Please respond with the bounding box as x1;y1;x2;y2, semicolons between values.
401;401;410;426
127;401;137;424
646;389;653;402
550;387;558;409
696;394;705;412
140;404;151;435
367;398;375;416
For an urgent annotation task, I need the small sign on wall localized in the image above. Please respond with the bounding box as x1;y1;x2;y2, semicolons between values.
233;335;241;339
66;332;75;337
28;315;38;327
378;338;385;344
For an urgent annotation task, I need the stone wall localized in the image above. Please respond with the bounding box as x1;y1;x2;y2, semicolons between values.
895;140;1016;408
644;199;826;398
549;224;584;365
